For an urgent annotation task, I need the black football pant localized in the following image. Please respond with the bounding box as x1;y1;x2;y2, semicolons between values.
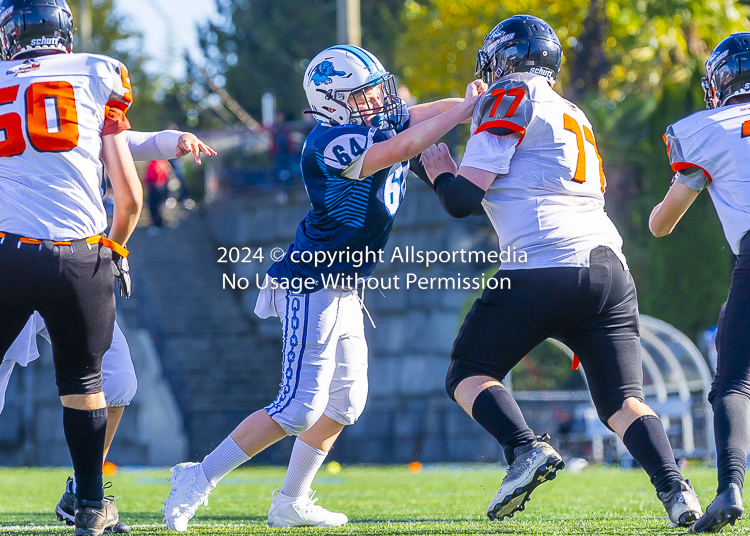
0;232;114;502
710;232;750;493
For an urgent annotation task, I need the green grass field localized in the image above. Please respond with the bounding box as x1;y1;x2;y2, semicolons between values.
1;464;749;535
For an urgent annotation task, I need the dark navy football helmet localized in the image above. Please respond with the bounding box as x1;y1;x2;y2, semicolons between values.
475;15;563;85
0;0;74;60
703;33;750;109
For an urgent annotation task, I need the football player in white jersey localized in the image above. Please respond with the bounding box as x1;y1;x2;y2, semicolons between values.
0;0;143;533
420;15;702;527
650;33;750;533
0;128;215;534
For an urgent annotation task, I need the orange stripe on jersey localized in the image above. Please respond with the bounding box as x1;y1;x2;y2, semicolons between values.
672;161;713;182
475;120;526;145
742;120;750;138
103;105;131;136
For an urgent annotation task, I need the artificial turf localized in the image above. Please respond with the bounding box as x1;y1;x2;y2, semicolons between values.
1;464;749;535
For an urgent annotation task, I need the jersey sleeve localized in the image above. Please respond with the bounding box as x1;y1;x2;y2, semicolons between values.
312;125;383;180
664;125;712;181
461;130;518;175
102;61;133;136
472;77;533;142
674;168;709;192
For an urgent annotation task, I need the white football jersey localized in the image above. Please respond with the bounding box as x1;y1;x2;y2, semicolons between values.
462;72;626;270
665;103;750;254
0;53;133;241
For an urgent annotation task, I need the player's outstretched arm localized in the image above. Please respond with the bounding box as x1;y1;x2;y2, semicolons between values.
103;132;143;246
408;98;466;126
124;130;217;164
358;80;485;178
649;181;701;237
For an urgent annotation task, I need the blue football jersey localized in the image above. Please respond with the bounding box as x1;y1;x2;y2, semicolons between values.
268;123;408;290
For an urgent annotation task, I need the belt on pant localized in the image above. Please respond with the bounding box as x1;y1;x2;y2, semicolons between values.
0;232;129;257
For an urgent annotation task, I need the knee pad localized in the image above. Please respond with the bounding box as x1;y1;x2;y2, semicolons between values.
325;382;368;426
266;398;327;436
103;369;137;407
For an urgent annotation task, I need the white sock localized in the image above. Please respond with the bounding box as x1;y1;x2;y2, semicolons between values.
281;439;327;498
201;436;251;488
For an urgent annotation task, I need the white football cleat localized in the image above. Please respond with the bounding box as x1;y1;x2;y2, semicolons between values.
268;489;348;527
162;462;212;532
487;434;565;521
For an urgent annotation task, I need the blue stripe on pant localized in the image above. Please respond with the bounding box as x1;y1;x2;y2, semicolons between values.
267;292;309;417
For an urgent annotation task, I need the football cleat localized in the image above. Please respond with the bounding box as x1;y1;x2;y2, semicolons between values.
690;483;744;533
268;489;348;527
487;433;565;521
56;478;130;534
74;498;119;536
162;462;211;532
658;479;703;528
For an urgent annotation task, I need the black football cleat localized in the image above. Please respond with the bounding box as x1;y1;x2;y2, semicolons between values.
55;477;76;525
690;484;744;533
57;478;130;534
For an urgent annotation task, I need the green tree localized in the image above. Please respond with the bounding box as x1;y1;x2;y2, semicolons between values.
398;0;749;335
69;0;161;128
199;0;407;120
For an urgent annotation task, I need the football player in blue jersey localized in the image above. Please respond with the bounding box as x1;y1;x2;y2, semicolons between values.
651;33;750;533
162;45;485;530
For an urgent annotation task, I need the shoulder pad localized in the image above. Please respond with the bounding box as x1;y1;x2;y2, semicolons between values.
107;61;133;111
472;74;533;138
313;124;377;172
663;123;712;180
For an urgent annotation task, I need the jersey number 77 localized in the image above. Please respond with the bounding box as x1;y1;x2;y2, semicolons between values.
0;81;79;157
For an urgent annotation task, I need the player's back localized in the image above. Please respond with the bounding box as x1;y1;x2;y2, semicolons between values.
666;104;750;253
0;52;132;241
468;73;624;269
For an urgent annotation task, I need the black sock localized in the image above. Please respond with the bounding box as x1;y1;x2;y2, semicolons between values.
623;415;683;495
63;407;107;502
714;393;750;493
471;385;536;463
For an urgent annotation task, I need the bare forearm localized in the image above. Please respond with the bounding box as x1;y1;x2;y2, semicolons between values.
109;201;141;245
408;98;464;126
360;103;471;177
392;104;469;161
102;133;143;246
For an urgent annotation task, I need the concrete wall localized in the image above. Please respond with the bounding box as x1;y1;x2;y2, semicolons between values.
203;179;507;463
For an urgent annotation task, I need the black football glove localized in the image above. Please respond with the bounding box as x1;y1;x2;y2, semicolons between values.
111;251;131;299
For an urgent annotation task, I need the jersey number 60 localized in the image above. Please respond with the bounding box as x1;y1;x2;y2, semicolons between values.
0;81;79;157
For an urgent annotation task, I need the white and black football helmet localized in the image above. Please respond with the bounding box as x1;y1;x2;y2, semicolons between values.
703;33;750;109
475;15;562;85
303;45;405;131
0;0;74;61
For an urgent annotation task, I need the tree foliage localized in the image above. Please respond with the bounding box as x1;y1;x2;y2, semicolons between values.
198;0;406;120
398;0;749;335
69;0;165;129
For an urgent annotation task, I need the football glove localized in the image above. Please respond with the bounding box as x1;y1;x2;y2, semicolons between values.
111;251;131;299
